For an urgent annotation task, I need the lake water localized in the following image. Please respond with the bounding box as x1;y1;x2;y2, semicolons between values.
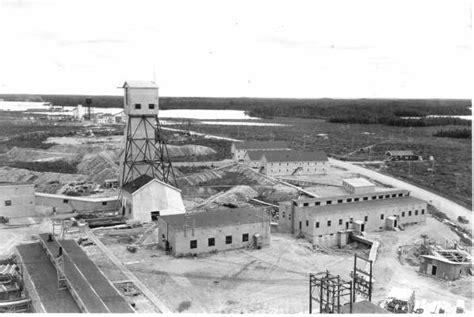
0;101;257;120
402;115;472;121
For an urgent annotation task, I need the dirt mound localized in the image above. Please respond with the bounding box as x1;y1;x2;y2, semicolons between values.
5;146;77;162
167;144;216;157
258;184;299;203
215;185;259;204
0;166;88;193
76;151;119;183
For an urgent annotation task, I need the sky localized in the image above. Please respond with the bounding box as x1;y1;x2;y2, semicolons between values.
0;0;471;98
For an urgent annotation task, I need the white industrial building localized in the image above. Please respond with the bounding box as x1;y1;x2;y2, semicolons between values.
231;141;289;161
35;193;119;214
279;178;427;246
251;150;328;176
120;175;185;222
0;182;36;218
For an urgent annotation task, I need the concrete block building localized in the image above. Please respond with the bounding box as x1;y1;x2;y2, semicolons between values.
120;175;185;222
260;150;328;176
279;178;427;246
0;182;35;218
231;141;289;161
157;208;270;256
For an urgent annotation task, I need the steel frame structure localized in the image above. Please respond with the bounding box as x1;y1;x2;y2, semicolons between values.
309;271;352;314
351;254;373;302
120;114;177;187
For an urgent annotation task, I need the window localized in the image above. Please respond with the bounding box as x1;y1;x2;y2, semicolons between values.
363;197;368;201
421;209;425;214
337;199;343;203
326;200;332;205
208;238;215;246
190;240;197;249
405;193;410;196
392;194;397;198
385;195;390;198
347;198;352;203
134;103;141;109
330;233;334;236
102;202;107;206
316;222;320;228
372;196;377;200
408;211;412;216
398;193;403;197
354;198;359;202
242;233;249;242
350;217;353;223
63;199;69;203
327;220;331;227
339;219;343;225
282;212;285;218
415;210;418;215
315;201;320;206
148;103;155;109
288;214;292;220
306;220;309;227
293;201;298;206
303;203;309;207
225;236;232;244
380;214;384;220
364;216;368;222
378;195;383;199
402;212;405;217
4;200;11;206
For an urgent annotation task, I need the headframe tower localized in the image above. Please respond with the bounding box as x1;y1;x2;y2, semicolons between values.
119;81;176;187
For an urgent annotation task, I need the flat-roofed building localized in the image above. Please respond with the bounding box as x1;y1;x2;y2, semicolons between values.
343;178;376;195
260;150;328;176
0;182;35;218
278;178;427;246
231;141;289;161
157;208;270;256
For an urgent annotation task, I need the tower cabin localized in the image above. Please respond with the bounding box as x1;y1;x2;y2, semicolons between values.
122;81;159;115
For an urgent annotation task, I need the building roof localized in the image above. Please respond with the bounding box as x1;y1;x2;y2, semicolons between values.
0;181;34;187
420;255;469;265
306;196;425;217
159;207;269;230
296;188;409;203
122;81;158;89
246;150;266;161
343;178;375;187
121;175;154;193
263;150;328;163
386;150;415;156
35;192;118;203
340;300;389;314
234;141;288;150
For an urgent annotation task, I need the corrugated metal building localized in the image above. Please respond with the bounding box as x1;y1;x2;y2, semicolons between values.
231;141;289;161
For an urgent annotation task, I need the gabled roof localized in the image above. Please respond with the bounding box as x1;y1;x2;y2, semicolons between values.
246;150;266;161
234;141;288;150
160;208;268;230
122;81;158;89
386;150;415;156
121;175;154;193
262;150;328;163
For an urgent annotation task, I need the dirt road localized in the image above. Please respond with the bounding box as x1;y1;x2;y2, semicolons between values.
329;158;472;230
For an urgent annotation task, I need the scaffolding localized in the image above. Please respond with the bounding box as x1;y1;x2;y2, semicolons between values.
351;254;373;302
309;271;353;314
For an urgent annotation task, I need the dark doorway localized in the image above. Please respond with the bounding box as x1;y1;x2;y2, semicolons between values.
346;222;349;229
361;224;365;232
431;265;437;276
151;211;160;221
299;221;302;230
394;220;398;228
122;206;126;216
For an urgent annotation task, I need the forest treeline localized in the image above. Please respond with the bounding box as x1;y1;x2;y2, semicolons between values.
1;94;470;124
433;128;472;139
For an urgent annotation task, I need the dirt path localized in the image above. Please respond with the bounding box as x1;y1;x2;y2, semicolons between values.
368;217;473;311
329;158;472;230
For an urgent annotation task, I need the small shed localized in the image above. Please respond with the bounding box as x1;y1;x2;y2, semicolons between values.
419;253;471;281
385;151;422;161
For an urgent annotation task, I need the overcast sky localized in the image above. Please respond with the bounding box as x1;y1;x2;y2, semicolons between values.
0;0;471;98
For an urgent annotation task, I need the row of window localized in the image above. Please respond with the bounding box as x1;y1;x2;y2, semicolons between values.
297;192;409;207
189;233;249;249
134;103;156;110
312;209;425;228
271;162;323;166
